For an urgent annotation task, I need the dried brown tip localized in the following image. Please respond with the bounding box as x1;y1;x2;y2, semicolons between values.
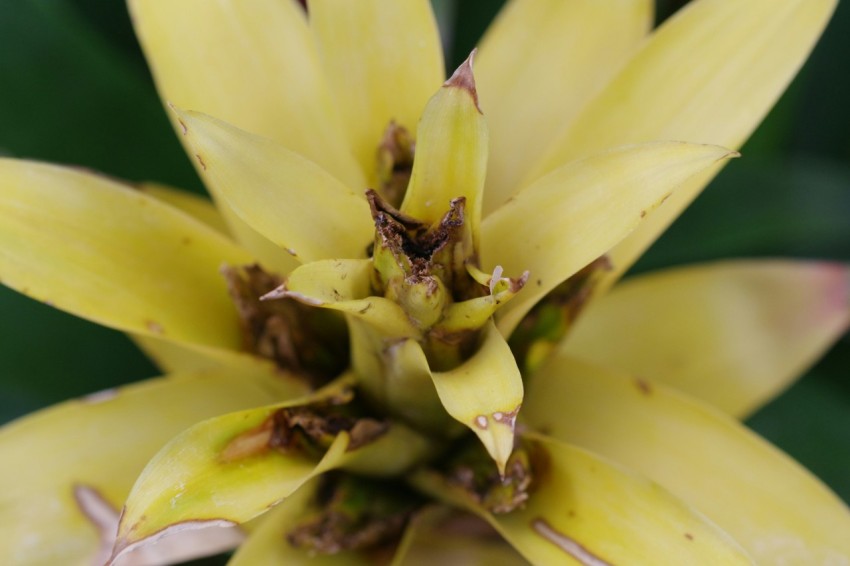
444;49;481;113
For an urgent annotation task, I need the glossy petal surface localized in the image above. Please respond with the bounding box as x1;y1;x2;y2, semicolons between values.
524;356;850;564
477;0;653;212
528;0;837;290
0;159;250;349
309;0;444;180
481;142;736;335
0;369;295;566
177;110;374;263
564;260;850;416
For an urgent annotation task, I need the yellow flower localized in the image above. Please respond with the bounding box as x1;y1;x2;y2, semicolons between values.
1;1;848;565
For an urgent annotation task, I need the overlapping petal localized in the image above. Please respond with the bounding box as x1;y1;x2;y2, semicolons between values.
0;368;296;566
524;355;850;564
481;142;737;335
476;0;654;212
527;0;837;291
176;109;374;263
0;159;250;349
113;378;431;561
309;0;444;181
401;53;488;242
413;435;752;565
563;260;850;417
127;0;363;189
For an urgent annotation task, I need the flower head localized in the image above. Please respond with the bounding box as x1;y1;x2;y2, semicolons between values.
1;1;848;565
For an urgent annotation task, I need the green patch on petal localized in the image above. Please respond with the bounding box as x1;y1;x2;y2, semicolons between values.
0;368;295;566
111;378;431;561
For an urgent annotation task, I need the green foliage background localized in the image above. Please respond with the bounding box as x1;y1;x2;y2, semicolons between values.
1;0;847;522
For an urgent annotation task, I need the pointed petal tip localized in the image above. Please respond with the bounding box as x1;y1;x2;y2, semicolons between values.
472;406;519;477
444;49;481;113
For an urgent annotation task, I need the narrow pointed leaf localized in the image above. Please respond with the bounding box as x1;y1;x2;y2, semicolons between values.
524;355;850;563
481;142;737;335
476;0;654;213
176;110;374;263
563;260;850;417
528;0;837;289
429;322;523;475
127;0;363;189
138;182;229;235
309;0;444;181
0;369;296;566
413;436;752;565
400;54;488;242
0;159;251;349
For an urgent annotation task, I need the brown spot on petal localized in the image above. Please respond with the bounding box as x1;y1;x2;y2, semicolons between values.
492;406;520;430
685;532;694;541
474;415;489;430
195;154;207;170
177;118;188;135
444;50;481;113
634;378;653;396
532;518;614;566
145;320;164;334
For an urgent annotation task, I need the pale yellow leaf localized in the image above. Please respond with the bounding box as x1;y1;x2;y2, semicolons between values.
476;0;653;213
563;260;850;417
309;0;444;182
524;355;850;564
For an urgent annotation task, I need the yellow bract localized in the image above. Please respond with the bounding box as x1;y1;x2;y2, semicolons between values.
0;159;250;349
482;142;737;334
524;356;850;564
476;0;654;212
0;369;295;566
564;260;850;417
309;0;444;182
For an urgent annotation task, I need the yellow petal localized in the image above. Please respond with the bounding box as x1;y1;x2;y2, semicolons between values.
563;260;850;417
481;142;737;335
528;0;837;289
138;182;229;235
127;0;363;189
429;322;523;475
0;368;295;566
400;54;489;243
113;378;430;560
309;0;444;181
229;479;371;566
281;259;419;339
130;334;311;398
391;506;527;566
113;397;350;560
524;355;850;564
476;0;653;213
0;159;250;349
176;109;374;263
412;436;752;565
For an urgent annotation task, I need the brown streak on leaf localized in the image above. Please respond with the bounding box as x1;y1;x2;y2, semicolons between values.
532;518;614;566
